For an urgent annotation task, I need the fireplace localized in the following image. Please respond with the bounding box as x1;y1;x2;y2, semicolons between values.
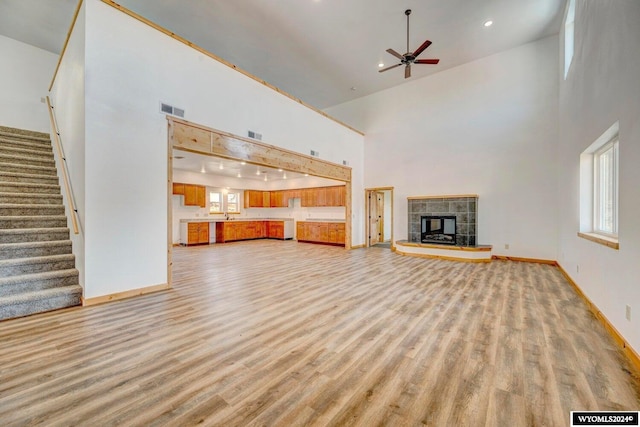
421;216;457;245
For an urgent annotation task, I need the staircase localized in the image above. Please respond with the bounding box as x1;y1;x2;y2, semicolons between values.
0;125;82;320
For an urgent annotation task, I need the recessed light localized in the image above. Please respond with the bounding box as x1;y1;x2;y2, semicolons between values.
200;166;206;173
484;20;493;27
174;155;184;160
237;173;242;178
278;168;283;172
304;173;309;177
219;163;224;170
283;173;287;179
378;62;384;68
350;87;357;91
240;161;246;165
256;170;261;175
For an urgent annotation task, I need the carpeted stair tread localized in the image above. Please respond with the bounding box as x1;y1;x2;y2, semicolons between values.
0;268;79;297
0;203;65;216
0;192;63;205
0;162;57;176
0;216;68;229
0;145;55;159
0;127;51;141
0;254;76;278
0;171;59;184
0;228;70;243
0;285;82;320
0;240;72;260
0;182;61;194
0;137;53;152
0;153;55;167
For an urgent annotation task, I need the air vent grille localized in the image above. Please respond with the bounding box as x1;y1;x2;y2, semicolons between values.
160;102;185;118
248;130;262;140
310;150;320;157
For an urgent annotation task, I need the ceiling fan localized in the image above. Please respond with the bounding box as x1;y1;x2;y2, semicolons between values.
379;9;440;78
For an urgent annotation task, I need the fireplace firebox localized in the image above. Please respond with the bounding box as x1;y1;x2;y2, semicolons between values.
421;216;457;245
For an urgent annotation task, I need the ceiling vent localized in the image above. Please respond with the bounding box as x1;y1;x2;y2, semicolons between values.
343;160;349;166
310;150;320;157
160;102;185;118
248;130;262;140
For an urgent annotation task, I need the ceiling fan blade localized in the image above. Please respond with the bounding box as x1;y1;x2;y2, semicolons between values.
413;40;432;58
386;48;404;60
415;59;440;64
405;64;411;79
378;63;402;73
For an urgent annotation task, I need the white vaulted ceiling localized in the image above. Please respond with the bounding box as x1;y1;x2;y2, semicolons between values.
0;0;565;109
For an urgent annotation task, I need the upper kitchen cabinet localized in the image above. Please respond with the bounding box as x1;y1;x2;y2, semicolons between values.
244;190;271;208
301;186;345;207
174;182;206;208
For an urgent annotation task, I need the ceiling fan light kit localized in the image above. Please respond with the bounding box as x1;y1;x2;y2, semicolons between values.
380;9;440;79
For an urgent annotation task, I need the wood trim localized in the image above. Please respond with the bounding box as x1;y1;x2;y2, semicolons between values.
350;244;365;249
168;122;174;288
45;96;79;235
491;255;557;265
578;232;620;250
407;194;479;200
395;249;491;263
82;283;170;306
557;263;640;374
169;117;351;182
99;0;363;136
396;240;492;252
49;0;84;91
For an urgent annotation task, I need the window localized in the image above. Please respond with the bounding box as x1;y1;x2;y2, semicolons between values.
593;138;619;236
209;190;240;214
209;192;222;213
579;122;619;249
564;0;575;79
227;192;239;213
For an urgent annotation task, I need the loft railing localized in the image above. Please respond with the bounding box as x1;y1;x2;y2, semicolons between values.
45;96;79;235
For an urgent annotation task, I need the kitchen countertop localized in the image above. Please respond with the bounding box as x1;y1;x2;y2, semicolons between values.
180;218;294;223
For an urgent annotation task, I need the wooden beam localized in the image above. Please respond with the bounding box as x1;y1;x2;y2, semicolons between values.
168;117;351;182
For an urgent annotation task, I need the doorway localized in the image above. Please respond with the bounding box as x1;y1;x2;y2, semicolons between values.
365;187;393;249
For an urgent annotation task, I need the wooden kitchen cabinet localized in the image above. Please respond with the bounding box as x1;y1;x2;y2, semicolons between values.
184;184;206;207
244;190;272;208
267;221;284;239
187;222;209;245
300;186;346;207
296;221;345;246
172;183;185;195
269;191;288;207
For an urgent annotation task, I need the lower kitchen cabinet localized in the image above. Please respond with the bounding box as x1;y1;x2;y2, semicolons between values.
296;221;345;246
216;221;292;243
186;222;209;245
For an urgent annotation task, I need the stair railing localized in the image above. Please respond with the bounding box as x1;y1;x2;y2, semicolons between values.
45;96;80;235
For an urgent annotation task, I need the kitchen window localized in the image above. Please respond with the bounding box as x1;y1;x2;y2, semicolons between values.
209;192;222;213
227;192;240;213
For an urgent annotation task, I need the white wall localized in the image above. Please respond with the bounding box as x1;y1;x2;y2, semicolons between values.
78;0;363;298
0;35;57;132
327;36;559;260
558;1;640;353
50;2;86;289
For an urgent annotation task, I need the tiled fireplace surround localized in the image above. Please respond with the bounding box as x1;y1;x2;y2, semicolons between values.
408;195;478;246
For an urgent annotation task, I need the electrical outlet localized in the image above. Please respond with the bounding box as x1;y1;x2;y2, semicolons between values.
504;244;509;250
626;305;631;321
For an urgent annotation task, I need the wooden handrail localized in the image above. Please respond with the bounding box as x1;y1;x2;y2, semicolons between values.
46;96;79;235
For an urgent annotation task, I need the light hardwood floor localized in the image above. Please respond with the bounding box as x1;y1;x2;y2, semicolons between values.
1;240;639;426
